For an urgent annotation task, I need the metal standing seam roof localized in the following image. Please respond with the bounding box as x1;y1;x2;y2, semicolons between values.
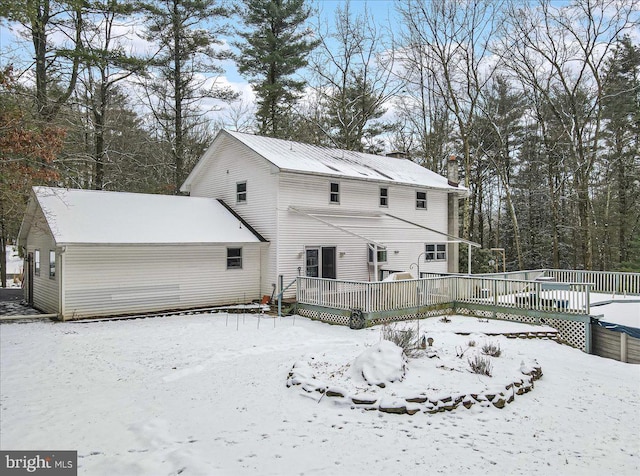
25;187;265;245
183;129;467;192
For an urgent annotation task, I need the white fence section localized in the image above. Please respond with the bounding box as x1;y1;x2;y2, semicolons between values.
543;269;640;295
297;275;590;315
452;276;590;314
296;276;453;313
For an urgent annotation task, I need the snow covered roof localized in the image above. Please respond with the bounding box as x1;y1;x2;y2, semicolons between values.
182;129;466;193
21;187;266;245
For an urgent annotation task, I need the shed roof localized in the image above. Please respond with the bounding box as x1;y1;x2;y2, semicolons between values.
21;187;266;245
182;129;466;193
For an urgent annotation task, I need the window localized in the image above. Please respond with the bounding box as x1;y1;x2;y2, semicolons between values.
227;247;242;269
330;182;340;204
49;250;56;278
34;250;40;276
236;181;247;203
425;243;446;261
305;247;337;279
379;187;388;207
368;245;387;263
416;191;427;209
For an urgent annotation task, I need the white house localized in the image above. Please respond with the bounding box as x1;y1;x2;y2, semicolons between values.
18;130;472;319
18;187;267;319
181;130;472;298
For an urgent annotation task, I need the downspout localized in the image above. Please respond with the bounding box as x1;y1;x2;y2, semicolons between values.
59;246;66;320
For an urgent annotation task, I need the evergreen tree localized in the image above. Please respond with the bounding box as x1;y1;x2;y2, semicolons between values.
140;0;237;193
600;36;640;268
234;0;318;137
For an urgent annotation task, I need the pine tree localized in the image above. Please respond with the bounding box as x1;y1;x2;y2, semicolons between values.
234;0;318;137
601;36;640;268
140;0;237;193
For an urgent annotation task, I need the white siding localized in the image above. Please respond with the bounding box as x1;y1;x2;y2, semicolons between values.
61;243;263;319
25;209;59;314
189;135;278;296
277;172;451;296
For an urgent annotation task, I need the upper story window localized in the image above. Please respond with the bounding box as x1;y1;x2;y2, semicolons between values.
416;190;427;209
236;181;247;203
49;250;56;278
330;182;340;204
34;249;40;276
425;243;446;261
227;247;242;269
379;187;388;207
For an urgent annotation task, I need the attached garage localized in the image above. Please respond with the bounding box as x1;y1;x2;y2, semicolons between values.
18;187;268;320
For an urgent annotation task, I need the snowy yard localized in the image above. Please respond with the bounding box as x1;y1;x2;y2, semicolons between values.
1;313;639;475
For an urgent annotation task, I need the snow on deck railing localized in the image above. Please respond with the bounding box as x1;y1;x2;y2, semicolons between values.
296;275;590;315
453;276;590;315
542;269;640;296
296;276;453;313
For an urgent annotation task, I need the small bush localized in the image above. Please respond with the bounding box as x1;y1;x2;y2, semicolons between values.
481;342;502;357
468;340;476;347
468;354;493;376
381;324;418;357
440;316;451;323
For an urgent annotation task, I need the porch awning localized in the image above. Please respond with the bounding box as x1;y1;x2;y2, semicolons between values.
289;207;481;248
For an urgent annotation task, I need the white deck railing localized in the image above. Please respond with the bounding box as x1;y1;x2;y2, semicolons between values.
542;269;640;295
452;276;590;314
296;276;454;313
297;275;591;315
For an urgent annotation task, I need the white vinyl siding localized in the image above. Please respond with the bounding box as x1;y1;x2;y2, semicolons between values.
61;244;263;320
188;135;277;295
25;209;59;314
277;173;450;294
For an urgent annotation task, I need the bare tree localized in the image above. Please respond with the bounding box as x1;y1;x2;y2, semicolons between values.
497;0;639;269
396;0;503;241
310;0;398;151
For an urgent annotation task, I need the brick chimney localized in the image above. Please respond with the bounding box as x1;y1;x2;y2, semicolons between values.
447;154;459;187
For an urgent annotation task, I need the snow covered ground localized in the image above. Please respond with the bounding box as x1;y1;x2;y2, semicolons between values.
1;313;639;475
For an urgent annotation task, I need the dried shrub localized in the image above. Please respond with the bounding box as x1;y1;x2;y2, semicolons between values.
481;342;502;357
381;324;418;357
468;354;493;376
440;316;451;323
468;340;476;347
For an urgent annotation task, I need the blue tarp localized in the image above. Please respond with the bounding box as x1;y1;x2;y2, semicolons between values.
593;319;640;339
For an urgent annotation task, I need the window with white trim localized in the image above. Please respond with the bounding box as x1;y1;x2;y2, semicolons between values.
425;243;446;261
379;187;388;207
227;247;242;269
416;191;427;209
49;250;56;278
34;249;40;276
368;245;387;263
330;182;340;204
236;181;247;203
